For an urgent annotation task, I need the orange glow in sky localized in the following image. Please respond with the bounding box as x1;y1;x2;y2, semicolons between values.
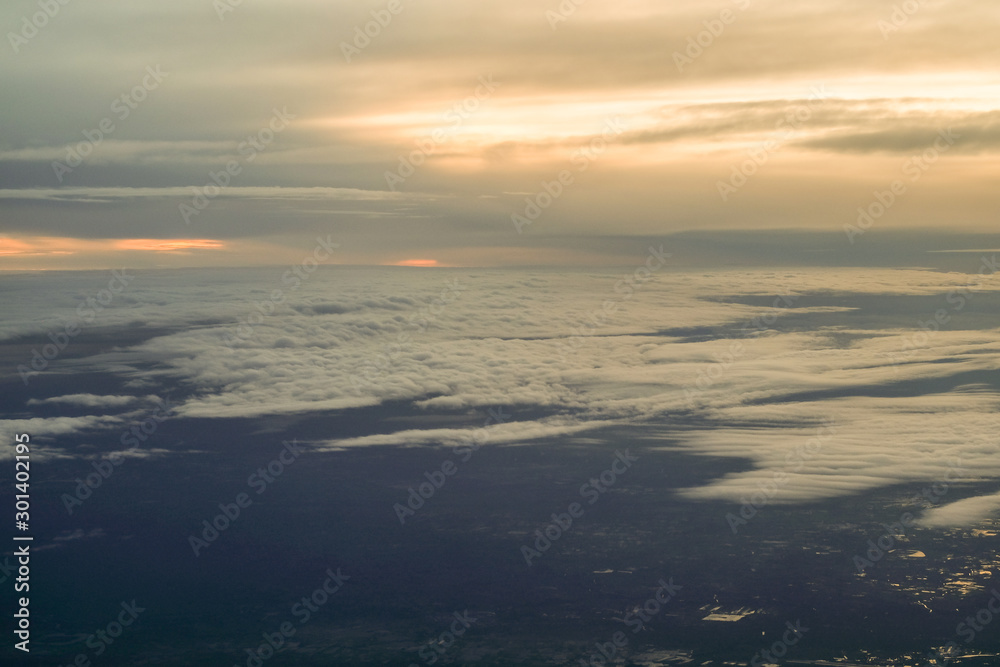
113;239;225;252
394;259;439;267
1;237;225;256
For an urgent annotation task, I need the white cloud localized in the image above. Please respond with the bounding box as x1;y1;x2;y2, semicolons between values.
6;265;1000;523
27;394;146;408
918;493;1000;529
320;418;613;450
0;416;122;461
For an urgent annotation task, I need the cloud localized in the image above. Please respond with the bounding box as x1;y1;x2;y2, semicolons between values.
0;416;122;461
669;391;1000;505
33;528;108;552
797;118;1000;154
53;528;106;542
918;492;1000;529
0;187;417;203
1;0;999;262
6;264;1000;525
320;418;613;450
27;394;145;408
0;140;237;164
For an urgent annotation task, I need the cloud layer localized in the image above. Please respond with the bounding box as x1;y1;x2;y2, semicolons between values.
5;264;1000;530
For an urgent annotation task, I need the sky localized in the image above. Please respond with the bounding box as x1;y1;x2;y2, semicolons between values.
1;0;999;269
